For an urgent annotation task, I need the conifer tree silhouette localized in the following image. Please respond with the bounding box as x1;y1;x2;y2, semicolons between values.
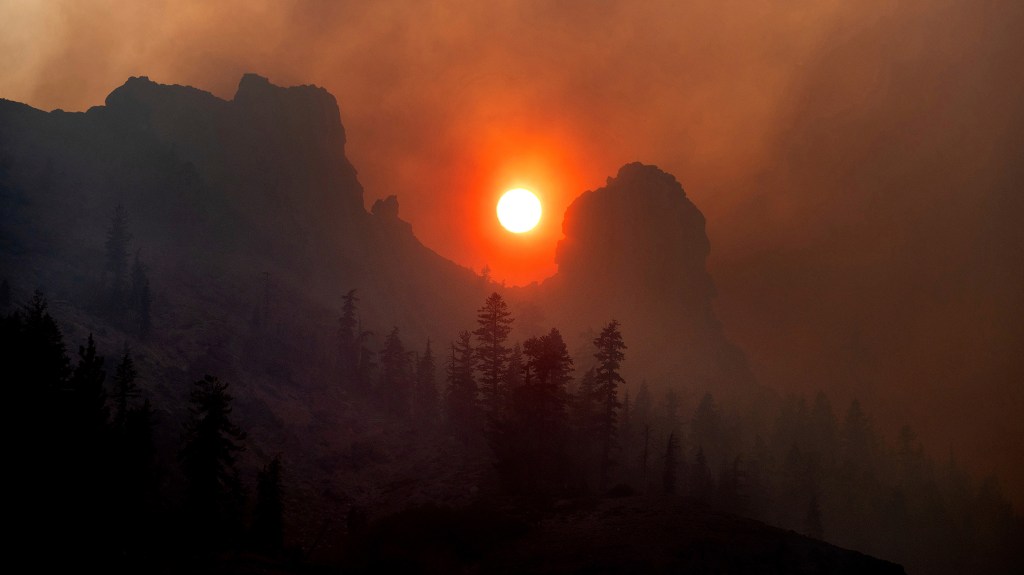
180;374;247;548
413;339;438;425
663;432;679;495
492;328;573;493
24;290;70;391
111;344;139;433
593;320;626;490
69;333;109;438
252;455;285;554
473;292;513;416
445;330;479;447
379;327;411;416
337;289;374;391
337;289;359;385
570;367;599;488
690;445;714;503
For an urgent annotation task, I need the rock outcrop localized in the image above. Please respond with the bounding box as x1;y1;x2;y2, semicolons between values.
531;162;756;394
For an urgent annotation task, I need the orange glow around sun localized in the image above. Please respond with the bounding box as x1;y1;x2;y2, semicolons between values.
497;188;542;233
446;115;602;287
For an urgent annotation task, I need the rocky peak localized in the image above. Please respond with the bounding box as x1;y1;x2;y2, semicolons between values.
371;195;401;220
541;162;752;390
556;162;713;302
101;75;224;127
95;74;365;234
232;73;347;150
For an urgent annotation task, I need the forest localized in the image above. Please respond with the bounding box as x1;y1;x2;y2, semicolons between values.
3;273;1020;573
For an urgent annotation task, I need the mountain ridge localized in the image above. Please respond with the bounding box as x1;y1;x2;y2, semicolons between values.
1;73;756;397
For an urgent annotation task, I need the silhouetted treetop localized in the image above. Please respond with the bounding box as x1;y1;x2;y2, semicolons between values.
474;292;513;415
180;374;247;546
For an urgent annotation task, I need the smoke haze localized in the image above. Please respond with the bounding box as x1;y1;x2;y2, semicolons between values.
2;0;1022;503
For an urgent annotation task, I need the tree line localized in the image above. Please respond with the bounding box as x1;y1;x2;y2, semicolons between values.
1;291;284;570
334;289;1022;574
2;282;1019;574
335;290;628;495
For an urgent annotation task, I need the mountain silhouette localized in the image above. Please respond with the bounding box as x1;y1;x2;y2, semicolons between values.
1;74;755;395
1;74;486;337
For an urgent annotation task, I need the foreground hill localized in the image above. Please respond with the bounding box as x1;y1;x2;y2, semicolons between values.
344;495;905;574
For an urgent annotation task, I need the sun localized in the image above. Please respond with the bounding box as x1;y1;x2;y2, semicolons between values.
497;188;542;233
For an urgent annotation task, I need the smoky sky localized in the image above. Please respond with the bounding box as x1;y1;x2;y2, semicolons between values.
2;0;1022;503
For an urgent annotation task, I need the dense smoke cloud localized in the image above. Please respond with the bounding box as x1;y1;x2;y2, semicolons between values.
2;0;1021;503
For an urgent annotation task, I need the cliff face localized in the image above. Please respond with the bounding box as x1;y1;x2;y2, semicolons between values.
98;74;365;268
0;74;485;336
2;74;358;276
557;162;713;303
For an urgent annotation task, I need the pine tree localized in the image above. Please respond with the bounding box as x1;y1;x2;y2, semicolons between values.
108;343;157;535
252;456;285;554
633;382;653;486
522;328;573;392
337;289;359;385
114;398;158;559
13;294;77;562
716;455;748;514
809;391;838;466
634;381;652;431
620;390;633;466
592;320;626;489
445;331;479;445
503;342;524;396
111;344;139;433
663;432;679;495
842;399;876;477
413;339;438;424
473;292;513;415
23;290;70;391
69;334;109;435
569;368;599;489
690;446;713;503
379;327;411;416
691;393;723;470
660;388;681;441
180;374;247;547
747;434;772;520
355;318;376;389
493;328;573;493
65;333;112;550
